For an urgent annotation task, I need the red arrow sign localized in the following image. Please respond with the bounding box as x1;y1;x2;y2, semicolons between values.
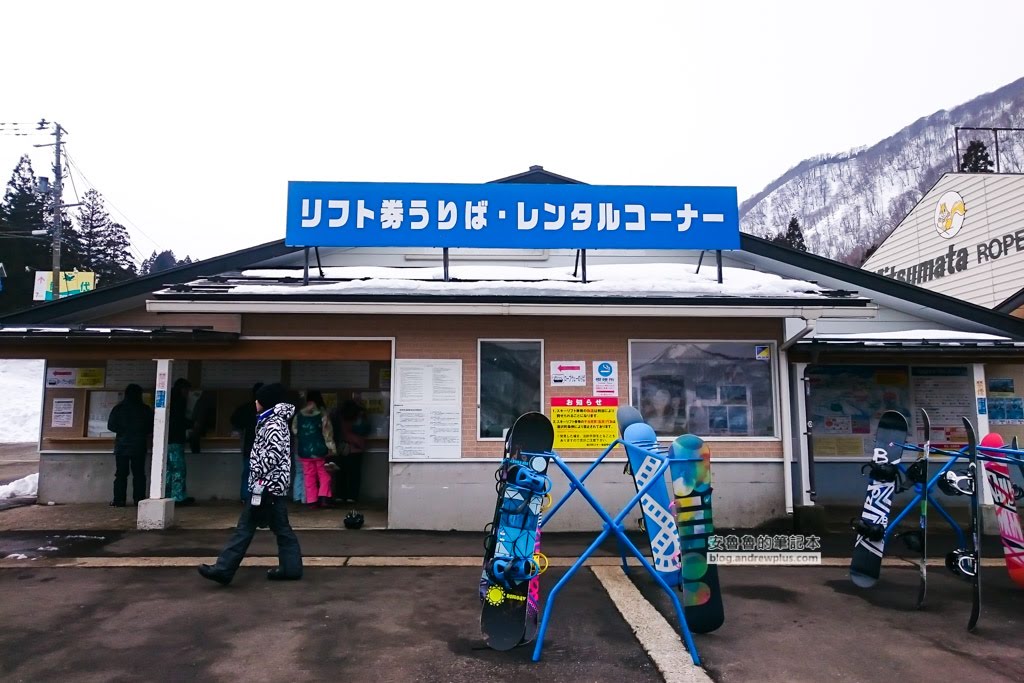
557;364;581;371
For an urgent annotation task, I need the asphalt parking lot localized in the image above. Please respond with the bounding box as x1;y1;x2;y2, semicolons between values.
0;565;661;683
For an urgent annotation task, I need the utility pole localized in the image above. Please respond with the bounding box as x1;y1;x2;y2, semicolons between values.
33;119;66;302
50;123;64;303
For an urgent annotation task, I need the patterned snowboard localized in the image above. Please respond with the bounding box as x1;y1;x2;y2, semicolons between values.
621;418;682;587
669;434;725;633
850;410;908;588
480;411;553;651
980;432;1024;588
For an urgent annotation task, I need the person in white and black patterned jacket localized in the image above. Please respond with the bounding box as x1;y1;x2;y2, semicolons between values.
199;383;303;585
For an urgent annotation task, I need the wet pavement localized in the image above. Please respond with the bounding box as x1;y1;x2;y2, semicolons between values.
2;495;1024;681
0;565;660;683
633;563;1024;682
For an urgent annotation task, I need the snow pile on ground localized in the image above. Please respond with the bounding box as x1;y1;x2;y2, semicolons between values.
0;472;38;498
0;359;43;443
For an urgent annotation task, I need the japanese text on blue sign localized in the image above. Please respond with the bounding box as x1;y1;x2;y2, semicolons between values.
286;181;739;250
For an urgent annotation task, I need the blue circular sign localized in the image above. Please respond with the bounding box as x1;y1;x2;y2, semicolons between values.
597;362;613;377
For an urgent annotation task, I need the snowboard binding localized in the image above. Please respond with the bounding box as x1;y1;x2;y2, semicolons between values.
1013;483;1024;502
945;549;977;580
485;555;540;585
905;459;928;486
852;517;887;542
861;451;904;490
504;464;552;495
897;529;923;553
938;470;974;497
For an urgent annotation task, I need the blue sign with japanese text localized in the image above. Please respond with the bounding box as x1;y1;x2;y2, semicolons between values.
285;181;739;250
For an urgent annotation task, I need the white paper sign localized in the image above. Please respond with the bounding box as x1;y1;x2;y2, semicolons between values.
392;359;462;459
52;398;75;428
550;360;586;386
593;361;618;396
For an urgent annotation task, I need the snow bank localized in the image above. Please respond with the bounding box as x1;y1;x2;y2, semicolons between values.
0;472;38;498
0;359;44;443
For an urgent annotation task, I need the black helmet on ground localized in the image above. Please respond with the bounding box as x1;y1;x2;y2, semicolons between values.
344;511;365;530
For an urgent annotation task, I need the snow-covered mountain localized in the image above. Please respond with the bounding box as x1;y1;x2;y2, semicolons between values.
741;77;1024;265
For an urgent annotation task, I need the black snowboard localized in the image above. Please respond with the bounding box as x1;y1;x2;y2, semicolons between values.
480;411;553;651
850;410;908;588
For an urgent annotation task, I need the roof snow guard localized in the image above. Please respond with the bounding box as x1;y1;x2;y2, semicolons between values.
150;263;868;309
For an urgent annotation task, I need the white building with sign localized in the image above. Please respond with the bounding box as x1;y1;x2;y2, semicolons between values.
863;172;1024;313
4;167;1024;533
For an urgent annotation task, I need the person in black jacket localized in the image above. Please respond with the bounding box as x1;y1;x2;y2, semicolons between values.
230;382;263;502
107;384;154;507
199;383;302;585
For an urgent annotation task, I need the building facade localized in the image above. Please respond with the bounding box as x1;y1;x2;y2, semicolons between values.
4;169;1024;531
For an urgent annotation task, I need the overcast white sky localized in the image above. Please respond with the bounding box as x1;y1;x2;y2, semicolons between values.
2;1;1022;262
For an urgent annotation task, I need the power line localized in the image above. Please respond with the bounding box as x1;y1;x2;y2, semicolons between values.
63;148;166;254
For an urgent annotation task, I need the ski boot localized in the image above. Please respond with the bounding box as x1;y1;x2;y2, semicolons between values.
945;549;977;581
938;470;974;497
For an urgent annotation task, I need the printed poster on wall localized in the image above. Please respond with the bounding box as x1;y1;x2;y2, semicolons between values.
593;361;618;397
551;396;619;449
550;361;586;387
51;398;75;428
392;359;462;459
805;365;910;458
910;367;973;446
46;367;105;388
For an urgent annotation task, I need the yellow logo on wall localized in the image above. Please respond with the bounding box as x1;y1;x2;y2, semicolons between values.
933;191;966;239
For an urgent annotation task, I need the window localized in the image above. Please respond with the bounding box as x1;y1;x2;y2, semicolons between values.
630;341;777;438
479;340;543;439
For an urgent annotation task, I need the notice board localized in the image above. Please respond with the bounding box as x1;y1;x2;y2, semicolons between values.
391;359;462;459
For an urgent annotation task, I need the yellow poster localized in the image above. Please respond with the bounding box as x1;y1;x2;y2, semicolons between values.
551;397;620;449
76;367;106;388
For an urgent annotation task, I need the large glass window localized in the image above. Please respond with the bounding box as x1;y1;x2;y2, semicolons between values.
479;340;542;439
630;341;777;438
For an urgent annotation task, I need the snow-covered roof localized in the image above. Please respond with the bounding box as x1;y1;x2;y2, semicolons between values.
814;329;1012;342
182;263;837;300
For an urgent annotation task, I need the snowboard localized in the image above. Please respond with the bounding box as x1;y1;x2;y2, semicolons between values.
850;410;908;588
669;433;725;633
980;432;1024;588
963;417;982;631
617;405;649;533
480;411;553;651
621;420;681;587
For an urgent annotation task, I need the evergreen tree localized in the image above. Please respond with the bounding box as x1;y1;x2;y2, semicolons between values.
961;139;994;173
140;249;194;275
0;156;51;313
71;189;136;286
770;215;808;252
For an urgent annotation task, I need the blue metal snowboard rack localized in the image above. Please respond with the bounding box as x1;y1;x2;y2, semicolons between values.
525;438;701;666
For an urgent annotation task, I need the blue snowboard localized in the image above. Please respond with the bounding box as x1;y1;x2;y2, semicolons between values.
621;421;681;587
480;411;553;651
